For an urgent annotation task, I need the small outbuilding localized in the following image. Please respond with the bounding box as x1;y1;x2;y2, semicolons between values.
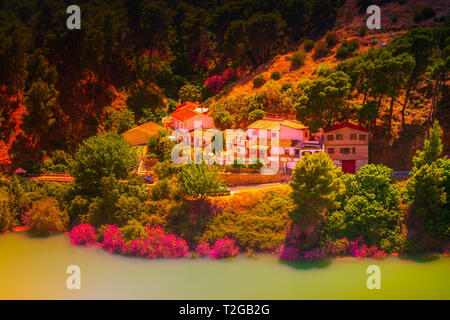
121;121;166;146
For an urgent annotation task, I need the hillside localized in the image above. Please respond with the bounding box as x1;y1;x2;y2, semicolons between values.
222;0;449;98
0;0;448;172
210;0;450;170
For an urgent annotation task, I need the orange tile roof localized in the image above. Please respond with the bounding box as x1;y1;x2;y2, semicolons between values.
176;101;202;111
121;121;165;146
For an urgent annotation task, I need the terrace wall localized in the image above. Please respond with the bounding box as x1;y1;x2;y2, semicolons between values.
220;172;290;186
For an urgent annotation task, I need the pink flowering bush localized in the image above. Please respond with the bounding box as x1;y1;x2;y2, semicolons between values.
210;237;240;259
102;225;189;259
137;226;190;259
102;225;124;253
68;223;97;246
279;236;388;261
303;248;327;260
195;242;212;257
352;244;379;258
21;212;31;227
279;246;300;261
222;68;238;83
348;236;364;256
326;238;350;255
204;75;225;94
373;250;387;259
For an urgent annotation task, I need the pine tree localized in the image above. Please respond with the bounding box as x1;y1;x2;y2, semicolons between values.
412;120;443;170
289;152;342;226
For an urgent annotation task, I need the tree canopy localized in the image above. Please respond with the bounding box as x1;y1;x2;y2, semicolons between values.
71;134;137;195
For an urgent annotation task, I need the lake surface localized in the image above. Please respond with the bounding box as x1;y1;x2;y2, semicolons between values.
0;232;449;299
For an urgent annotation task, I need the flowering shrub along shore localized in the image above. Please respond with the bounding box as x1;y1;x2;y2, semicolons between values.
279;237;387;261
68;224;241;259
69;224;385;261
68;223;97;246
195;238;240;259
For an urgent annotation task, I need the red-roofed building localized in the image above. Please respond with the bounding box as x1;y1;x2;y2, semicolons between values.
323;122;369;173
170;101;215;131
324;122;368;133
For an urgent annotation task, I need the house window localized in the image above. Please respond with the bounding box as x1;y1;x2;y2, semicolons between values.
285;149;290;155
271;132;277;138
336;134;343;140
340;148;351;154
328;148;335;154
359;134;366;140
305;132;308;138
327;135;334;141
294;149;300;156
350;134;357;140
352;147;356;154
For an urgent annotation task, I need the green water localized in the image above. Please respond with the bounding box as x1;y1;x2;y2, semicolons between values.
0;232;449;299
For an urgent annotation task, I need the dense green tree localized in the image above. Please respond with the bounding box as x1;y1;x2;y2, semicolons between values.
295;71;351;132
71;134;137;195
177;163;225;199
27;197;69;236
406;120;449;241
140;0;176;83
384;53;415;141
256;80;294;114
248;109;265;122
102;107;135;134
412;121;443;170
289;152;342;227
407;163;446;217
425;55;450;123
0;14;32;99
22;79;58;150
325;164;404;252
0;187;17;232
147;130;175;161
126;85;165;120
223;12;286;69
213;110;234;130
178;83;202;103
389;28;435;130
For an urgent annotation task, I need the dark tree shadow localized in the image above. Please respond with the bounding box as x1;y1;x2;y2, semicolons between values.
279;258;332;270
399;253;440;263
278;222;332;270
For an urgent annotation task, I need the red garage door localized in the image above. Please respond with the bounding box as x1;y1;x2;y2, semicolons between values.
342;160;356;174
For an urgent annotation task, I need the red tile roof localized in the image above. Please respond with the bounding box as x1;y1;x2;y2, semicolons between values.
171;108;198;122
324;122;368;132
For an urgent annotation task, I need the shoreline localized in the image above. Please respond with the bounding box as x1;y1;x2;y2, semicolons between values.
3;225;448;259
